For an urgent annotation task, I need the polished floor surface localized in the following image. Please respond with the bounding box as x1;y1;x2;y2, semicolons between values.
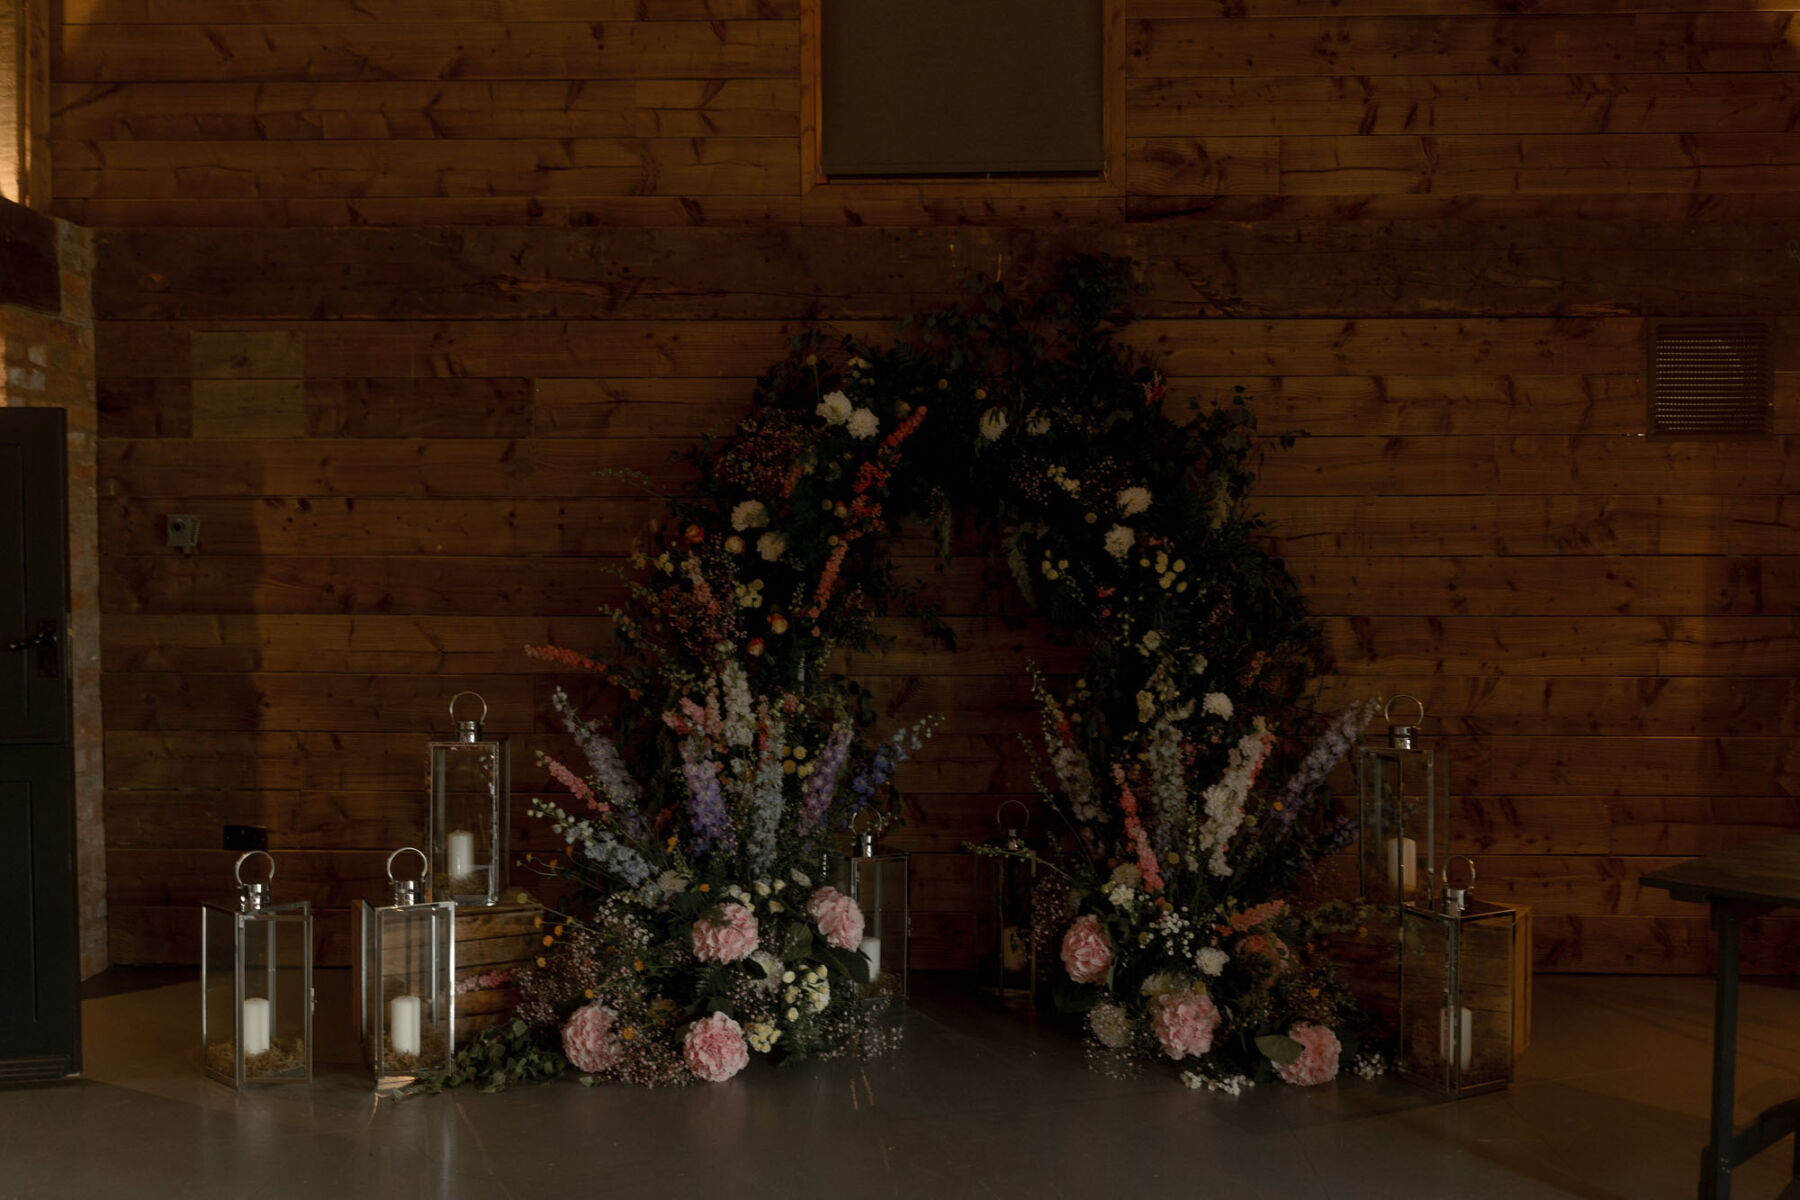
3;971;1799;1199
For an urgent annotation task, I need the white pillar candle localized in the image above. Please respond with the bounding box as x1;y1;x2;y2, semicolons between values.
446;829;476;881
859;935;881;982
1384;836;1418;894
1438;1005;1473;1072
241;996;271;1056
389;994;422;1057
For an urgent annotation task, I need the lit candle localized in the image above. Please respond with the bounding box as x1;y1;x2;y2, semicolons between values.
389;995;422;1057
859;935;882;982
446;829;476;881
1384;836;1418;894
1439;1005;1473;1072
241;996;271;1056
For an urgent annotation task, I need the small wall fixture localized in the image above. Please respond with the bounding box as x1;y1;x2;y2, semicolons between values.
1646;319;1773;439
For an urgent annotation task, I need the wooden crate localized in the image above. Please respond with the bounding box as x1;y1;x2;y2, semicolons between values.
453;896;543;1044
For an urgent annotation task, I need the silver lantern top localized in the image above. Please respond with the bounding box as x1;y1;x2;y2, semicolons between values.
450;690;488;743
1385;694;1425;750
387;846;429;907
234;849;275;912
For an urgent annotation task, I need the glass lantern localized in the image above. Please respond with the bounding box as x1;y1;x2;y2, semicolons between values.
200;851;312;1088
355;847;457;1088
1399;857;1516;1098
429;690;510;906
983;799;1040;1004
1357;694;1449;909
847;820;909;1003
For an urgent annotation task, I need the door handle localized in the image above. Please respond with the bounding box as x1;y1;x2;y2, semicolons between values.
4;621;62;678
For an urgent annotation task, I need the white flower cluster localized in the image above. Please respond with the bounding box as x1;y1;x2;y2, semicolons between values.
1088;1002;1133;1050
1116;485;1152;516
1195;946;1228;977
730;499;770;531
1203;691;1234;721
1182;1070;1254;1095
782;965;831;1019
846;407;879;439
1198;716;1271;877
978;407;1009;441
720;661;755;747
1025;410;1052;436
816;390;853;425
745;1020;782;1053
756;531;787;562
1352;1051;1387;1080
1104;524;1135;559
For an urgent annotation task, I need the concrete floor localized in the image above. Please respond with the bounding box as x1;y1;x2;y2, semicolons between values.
2;972;1798;1199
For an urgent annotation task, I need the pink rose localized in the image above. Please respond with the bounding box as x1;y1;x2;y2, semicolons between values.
561;1001;624;1075
692;902;760;963
683;1011;750;1083
1151;989;1221;1061
806;886;865;952
1060;914;1113;984
1277;1022;1341;1087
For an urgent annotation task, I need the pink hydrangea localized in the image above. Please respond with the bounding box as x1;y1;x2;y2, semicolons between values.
692;902;760;963
806;886;865;951
561;1001;624;1075
683;1012;750;1083
1060;914;1113;984
1151;989;1221;1061
1277;1022;1342;1086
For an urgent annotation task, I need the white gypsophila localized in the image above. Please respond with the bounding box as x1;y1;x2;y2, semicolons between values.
730;499;770;531
1203;691;1234;720
757;531;787;562
1088;1003;1133;1050
720;661;755;747
1117;486;1152;516
1195;946;1228;977
1025;410;1052;436
846;407;879;439
1104;524;1135;559
816;390;853;425
978;407;1009;442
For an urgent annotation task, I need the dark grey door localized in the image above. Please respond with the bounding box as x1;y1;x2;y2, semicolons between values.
0;407;80;1080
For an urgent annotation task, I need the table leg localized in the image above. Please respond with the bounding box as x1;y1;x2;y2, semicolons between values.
1702;902;1742;1200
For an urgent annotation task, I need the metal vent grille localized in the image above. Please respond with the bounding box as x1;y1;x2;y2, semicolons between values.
1647;319;1773;438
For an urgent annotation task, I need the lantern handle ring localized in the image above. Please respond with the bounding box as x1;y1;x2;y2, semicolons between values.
386;846;429;883
995;798;1030;833
449;690;488;725
1442;855;1477;891
1384;694;1425;726
233;849;275;887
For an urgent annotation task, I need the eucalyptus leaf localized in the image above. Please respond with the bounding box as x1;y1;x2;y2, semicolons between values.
1255;1034;1305;1068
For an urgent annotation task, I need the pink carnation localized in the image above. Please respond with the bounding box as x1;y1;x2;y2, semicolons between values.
1151;989;1221;1061
806;886;865;951
1277;1022;1342;1087
692;902;760;963
1060;914;1113;984
561;1001;624;1075
683;1012;750;1083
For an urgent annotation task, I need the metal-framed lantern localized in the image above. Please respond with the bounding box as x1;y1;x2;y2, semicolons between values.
200;851;312;1088
429;690;510;906
1357;694;1449;908
355;847;457;1088
983;799;1040;1003
1399;856;1517;1098
847;817;909;1002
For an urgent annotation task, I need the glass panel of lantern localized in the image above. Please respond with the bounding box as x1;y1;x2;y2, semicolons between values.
200;851;312;1088
848;825;909;1003
984;800;1040;1004
1356;694;1449;910
355;847;456;1088
429;690;511;906
1399;857;1516;1098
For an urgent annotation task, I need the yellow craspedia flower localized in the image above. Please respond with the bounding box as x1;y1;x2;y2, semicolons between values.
583;988;595;1000
542;934;554;947
622;1026;637;1041
535;956;547;968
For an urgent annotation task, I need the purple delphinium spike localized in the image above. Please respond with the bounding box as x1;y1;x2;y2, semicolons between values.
681;735;735;853
799;725;853;835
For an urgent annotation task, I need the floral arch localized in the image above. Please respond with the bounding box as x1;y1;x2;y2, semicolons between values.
454;257;1376;1093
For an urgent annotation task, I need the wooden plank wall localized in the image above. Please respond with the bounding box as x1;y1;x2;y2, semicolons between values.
49;1;1800;973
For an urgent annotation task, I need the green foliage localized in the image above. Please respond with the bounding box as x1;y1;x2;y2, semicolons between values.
404;1020;566;1097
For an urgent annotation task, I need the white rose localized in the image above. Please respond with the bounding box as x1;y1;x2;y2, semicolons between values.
816;390;853;425
757;531;788;562
1196;947;1228;977
730;500;770;531
846;408;879;440
1104;524;1135;560
1203;692;1234;720
1117;486;1152;516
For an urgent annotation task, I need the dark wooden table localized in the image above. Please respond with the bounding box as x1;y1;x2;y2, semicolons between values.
1643;835;1800;1200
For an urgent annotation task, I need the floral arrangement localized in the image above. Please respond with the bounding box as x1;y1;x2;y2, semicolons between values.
448;256;1381;1092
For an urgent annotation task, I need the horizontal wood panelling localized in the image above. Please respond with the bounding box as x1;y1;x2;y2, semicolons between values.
70;5;1800;975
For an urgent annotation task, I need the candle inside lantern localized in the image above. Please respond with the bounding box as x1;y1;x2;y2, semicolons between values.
389;994;422;1057
446;829;476;881
1439;1004;1473;1072
1384;836;1418;894
241;996;271;1056
859;935;882;982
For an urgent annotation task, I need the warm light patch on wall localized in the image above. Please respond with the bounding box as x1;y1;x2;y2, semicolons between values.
0;0;18;203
